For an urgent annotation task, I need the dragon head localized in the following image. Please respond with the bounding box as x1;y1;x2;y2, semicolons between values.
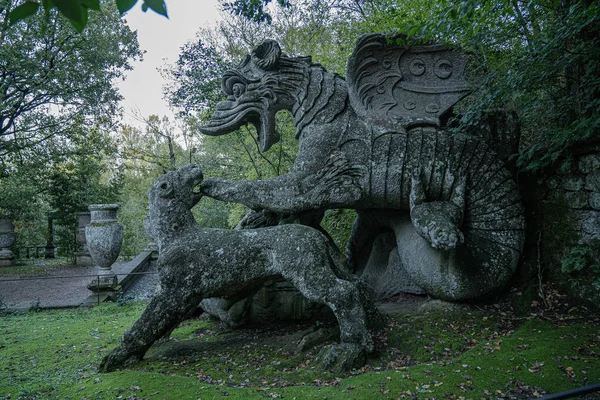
199;40;300;152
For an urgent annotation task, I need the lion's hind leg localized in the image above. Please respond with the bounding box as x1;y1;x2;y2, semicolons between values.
279;248;373;371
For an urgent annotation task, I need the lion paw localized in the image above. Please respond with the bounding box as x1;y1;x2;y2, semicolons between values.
98;347;142;373
316;343;366;372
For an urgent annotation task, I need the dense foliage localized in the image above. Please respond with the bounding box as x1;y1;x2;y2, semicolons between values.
0;0;139;254
210;0;600;171
0;0;141;157
5;0;167;32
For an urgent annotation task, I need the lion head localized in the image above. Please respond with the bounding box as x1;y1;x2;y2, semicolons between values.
144;164;204;241
199;40;311;152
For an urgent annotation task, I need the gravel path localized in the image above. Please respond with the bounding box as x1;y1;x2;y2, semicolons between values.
0;265;98;309
0;261;160;310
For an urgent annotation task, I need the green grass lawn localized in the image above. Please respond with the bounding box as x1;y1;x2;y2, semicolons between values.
0;295;598;400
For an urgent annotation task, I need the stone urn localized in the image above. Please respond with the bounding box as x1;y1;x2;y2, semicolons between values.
86;204;123;291
75;212;93;266
0;218;17;267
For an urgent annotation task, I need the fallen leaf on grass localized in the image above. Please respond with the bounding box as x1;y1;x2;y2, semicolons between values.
528;362;544;373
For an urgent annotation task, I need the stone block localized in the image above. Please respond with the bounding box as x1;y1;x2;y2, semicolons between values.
578;210;600;242
75;252;94;267
578;154;600;174
585;171;600;192
561;175;585;191
589;192;600;210
562;191;590;209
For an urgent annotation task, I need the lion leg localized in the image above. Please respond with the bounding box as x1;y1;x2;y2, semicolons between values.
280;256;373;371
99;281;202;372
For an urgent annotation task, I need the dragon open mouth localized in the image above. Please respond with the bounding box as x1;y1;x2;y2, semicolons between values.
199;101;278;152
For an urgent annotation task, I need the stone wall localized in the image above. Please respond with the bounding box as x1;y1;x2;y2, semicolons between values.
538;150;600;309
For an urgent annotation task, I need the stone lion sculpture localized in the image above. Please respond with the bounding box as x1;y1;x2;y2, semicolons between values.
99;164;376;372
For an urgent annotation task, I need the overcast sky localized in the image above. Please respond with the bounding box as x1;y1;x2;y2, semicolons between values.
116;0;222;127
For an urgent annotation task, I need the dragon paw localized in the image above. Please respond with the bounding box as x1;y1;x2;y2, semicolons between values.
410;202;465;251
426;224;464;250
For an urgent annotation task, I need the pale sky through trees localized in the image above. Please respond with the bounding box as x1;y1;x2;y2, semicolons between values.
117;0;221;127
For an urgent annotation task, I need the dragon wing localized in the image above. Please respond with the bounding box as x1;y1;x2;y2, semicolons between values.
346;33;471;129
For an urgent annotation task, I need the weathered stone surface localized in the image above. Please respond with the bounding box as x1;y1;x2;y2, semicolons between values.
0;218;16;267
198;35;526;301
297;326;339;352
560;191;590;209
585;171;600;192
348;206;521;300
86;204;123;270
317;343;366;373
418;299;471;313
562;175;585;191
579;154;600;174
0;248;16;267
358;232;425;298
199;297;250;328
100;165;378;372
75;212;93;267
589;192;600;210
201;280;323;328
579;210;600;242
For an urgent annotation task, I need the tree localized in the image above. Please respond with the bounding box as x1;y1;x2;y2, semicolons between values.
343;0;600;169
0;0;141;159
5;0;284;32
6;0;168;32
161;39;230;117
0;120;123;254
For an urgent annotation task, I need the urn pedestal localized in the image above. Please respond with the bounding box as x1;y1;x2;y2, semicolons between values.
75;212;93;266
0;218;17;267
86;205;123;292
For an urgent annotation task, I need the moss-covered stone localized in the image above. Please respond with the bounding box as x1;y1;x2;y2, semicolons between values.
541;187;600;311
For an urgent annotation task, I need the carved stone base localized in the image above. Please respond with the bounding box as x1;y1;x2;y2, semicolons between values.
76;251;94;267
0;248;15;267
88;270;118;292
359;232;425;299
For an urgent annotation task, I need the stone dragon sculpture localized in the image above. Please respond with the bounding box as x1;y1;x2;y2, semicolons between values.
199;34;526;301
100;164;376;372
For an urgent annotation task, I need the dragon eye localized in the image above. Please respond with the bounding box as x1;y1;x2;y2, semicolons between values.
232;83;246;97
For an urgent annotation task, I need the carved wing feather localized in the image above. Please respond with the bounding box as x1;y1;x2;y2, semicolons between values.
346;33;471;129
347;34;405;120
